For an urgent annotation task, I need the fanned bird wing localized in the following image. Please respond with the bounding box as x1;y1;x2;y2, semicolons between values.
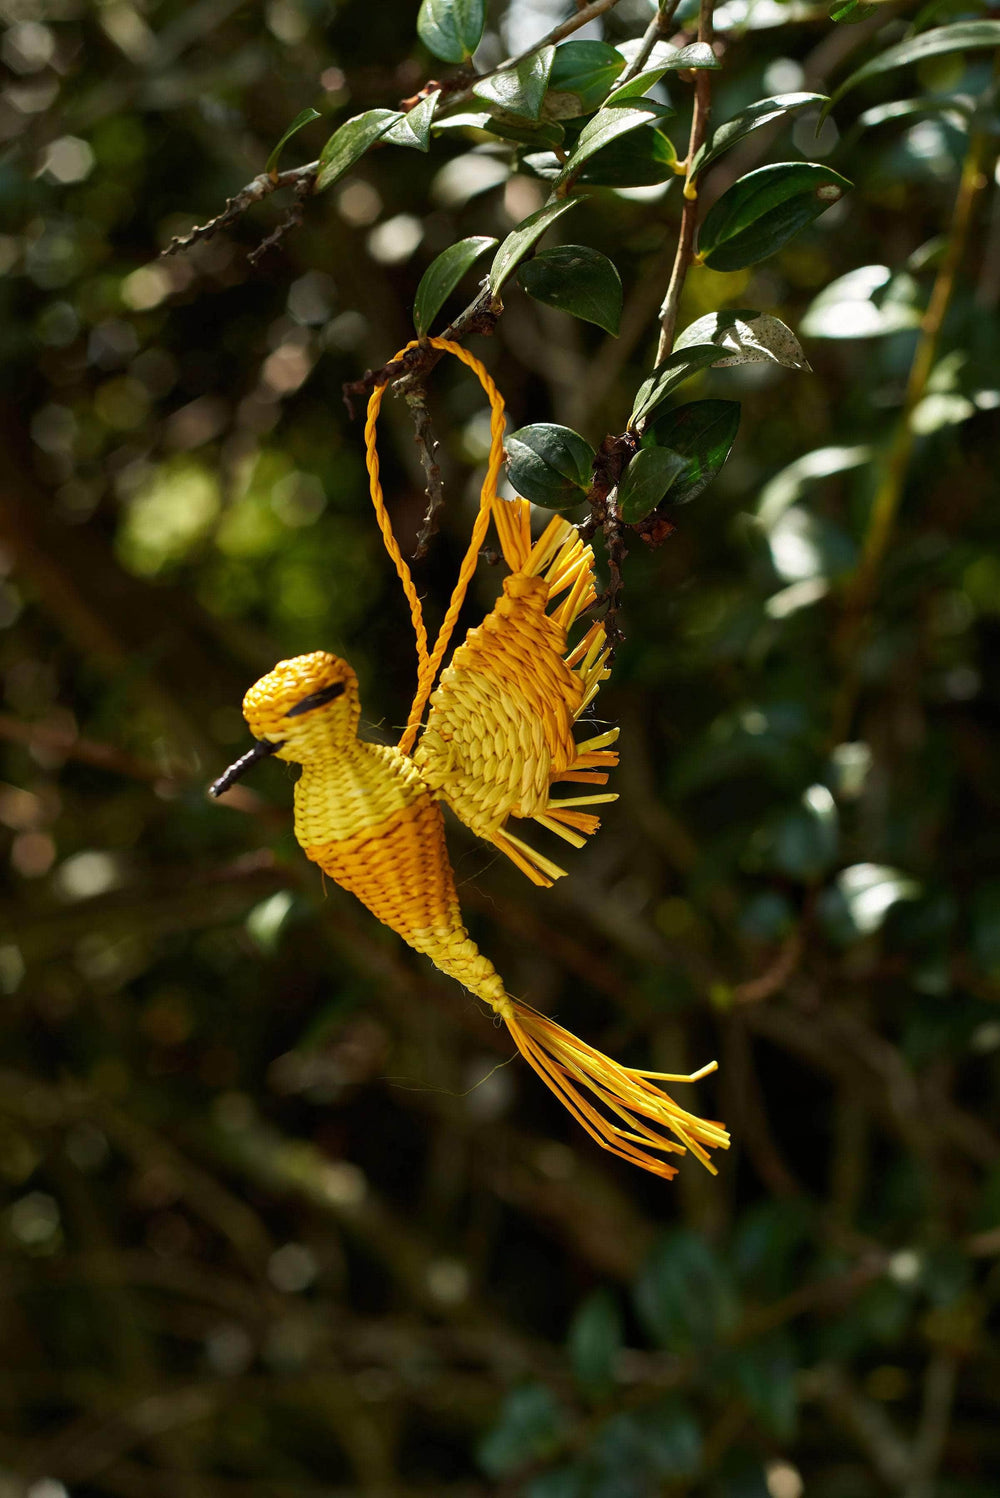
413;498;619;887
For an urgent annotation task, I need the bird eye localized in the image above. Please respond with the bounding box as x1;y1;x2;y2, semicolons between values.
285;681;346;718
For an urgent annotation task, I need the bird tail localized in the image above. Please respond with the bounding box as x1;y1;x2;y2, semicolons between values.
496;994;730;1179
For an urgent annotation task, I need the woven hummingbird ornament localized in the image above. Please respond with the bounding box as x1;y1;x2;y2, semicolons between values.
211;339;729;1180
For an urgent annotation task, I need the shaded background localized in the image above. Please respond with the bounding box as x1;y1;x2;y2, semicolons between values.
2;0;1000;1494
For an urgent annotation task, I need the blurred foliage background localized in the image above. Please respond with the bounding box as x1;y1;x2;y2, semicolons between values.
3;0;1000;1495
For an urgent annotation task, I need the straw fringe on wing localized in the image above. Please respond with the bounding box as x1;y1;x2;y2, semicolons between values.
415;498;620;886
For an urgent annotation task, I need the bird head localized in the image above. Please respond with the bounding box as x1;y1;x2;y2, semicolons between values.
209;652;359;797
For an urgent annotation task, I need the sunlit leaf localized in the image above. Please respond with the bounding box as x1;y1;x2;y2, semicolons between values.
690;93;828;180
676;310;810;370
506;423;595;509
413;235;497;335
382;91;440;151
316;109;403;192
473;46;555;120
800;265;921;340
829;0;876;22
417;0;486;64
642;400;741;506
828;20;1000;112
630;344;722;426
820;863;922;942
518;245;622;334
618;446;688;523
543;39;625;119
698;163;852;272
756;444;871;528
266;107;321;179
488;199;580;294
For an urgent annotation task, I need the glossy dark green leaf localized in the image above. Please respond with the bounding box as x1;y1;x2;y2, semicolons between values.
506;423;595;509
568;1289;623;1396
634;1230;737;1351
690;93;828;180
642;400;741;506
518;245;622;334
315;109;403;192
698;162;852;272
488;199;580;294
542;39;624;119
829;0;877;21
473;46;555;120
618;446;688;523
630;344;722;426
417;0;486;64
578;126;678;187
413;235;497;336
610;42;721;103
266;107;321;179
828;20;1000;111
382;90;440;151
553;97;673;191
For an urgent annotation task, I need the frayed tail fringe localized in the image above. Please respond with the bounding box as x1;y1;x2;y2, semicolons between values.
501;1000;730;1180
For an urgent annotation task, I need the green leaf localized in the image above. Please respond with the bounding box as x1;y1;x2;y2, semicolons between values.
610;42;721;103
433;110;565;148
698;163;852;272
828;20;1000;112
819;863;921;943
506;423;595;509
578;127;678;187
553;97;674;192
315;109;403;192
800;265;921;341
829;0;877;21
266;107;321;179
568;1289;623;1396
382;90;440;151
630;344;722;426
734;1332;799;1439
642;400;741;506
618;447;688;523
413;235;497;336
634;1230;736;1351
474;46;555;120
417;0;486;64
478;1384;566;1479
690;93;828;180
488;200;580;294
766;785;839;879
676;310;810;370
518;245;622;334
543;40;624;119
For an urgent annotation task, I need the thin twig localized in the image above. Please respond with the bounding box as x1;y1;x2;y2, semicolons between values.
161;162;317;256
654;0;715;364
404;384;445;559
618;0;684;84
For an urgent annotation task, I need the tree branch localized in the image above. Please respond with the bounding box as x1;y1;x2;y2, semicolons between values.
654;0;715;365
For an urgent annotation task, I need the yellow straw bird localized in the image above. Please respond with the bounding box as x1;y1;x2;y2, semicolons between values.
211;339;728;1180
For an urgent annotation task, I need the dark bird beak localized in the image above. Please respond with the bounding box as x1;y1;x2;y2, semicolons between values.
209;738;284;798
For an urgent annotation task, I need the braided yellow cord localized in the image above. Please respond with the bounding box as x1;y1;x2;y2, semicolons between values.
364;337;507;756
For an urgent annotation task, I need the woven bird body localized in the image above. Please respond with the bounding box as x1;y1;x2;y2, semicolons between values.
237;499;729;1179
